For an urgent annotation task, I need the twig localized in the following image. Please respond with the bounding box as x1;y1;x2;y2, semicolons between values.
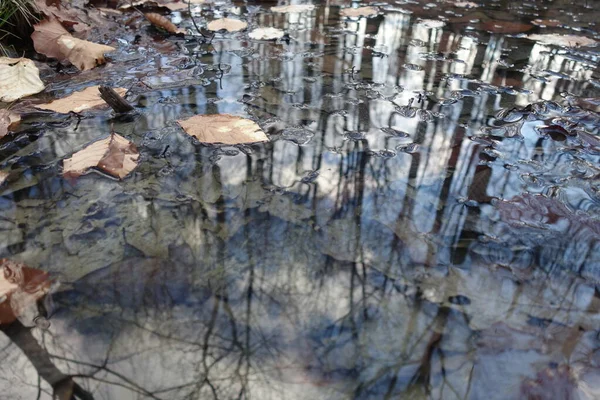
98;86;134;114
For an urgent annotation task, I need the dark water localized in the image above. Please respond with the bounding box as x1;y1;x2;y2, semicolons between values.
1;0;600;398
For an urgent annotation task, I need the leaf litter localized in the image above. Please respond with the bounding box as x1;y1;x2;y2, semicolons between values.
34;85;127;113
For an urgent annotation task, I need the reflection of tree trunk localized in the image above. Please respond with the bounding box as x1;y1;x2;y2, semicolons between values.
0;320;94;400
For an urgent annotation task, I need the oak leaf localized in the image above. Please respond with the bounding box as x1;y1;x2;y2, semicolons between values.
0;58;45;102
271;5;315;13
248;27;284;40
340;6;378;17
31;17;70;61
63;133;140;179
207;18;248;32
35;86;127;114
57;35;116;71
177;114;269;145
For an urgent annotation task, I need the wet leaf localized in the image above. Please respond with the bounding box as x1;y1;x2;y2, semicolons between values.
526;34;596;47
177;114;269;145
35;85;127;114
0;110;20;138
63;133;140;179
481;20;532;33
206;18;248;32
340;6;378;17
271;5;315;13
31;17;70;61
0;58;46;102
56;35;116;71
248;27;284;40
145;12;186;35
0;259;51;326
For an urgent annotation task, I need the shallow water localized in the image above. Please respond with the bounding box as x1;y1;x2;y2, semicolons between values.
2;0;600;399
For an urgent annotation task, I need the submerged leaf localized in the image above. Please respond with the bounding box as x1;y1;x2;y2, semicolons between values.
31;17;70;61
57;35;116;71
0;58;46;102
271;5;315;13
206;18;248;32
63;133;140;179
340;6;378;17
248;27;284;40
35;85;127;114
177;114;269;145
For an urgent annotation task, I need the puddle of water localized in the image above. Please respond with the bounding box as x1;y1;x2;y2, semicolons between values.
1;0;600;399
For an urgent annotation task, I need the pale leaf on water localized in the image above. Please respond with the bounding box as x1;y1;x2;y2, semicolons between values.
0;58;45;102
177;114;269;145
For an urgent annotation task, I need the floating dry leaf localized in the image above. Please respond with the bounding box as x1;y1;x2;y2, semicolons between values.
526;34;596;47
145;12;186;34
340;6;378;17
63;133;139;179
57;35;116;71
248;27;284;40
531;19;561;27
271;5;315;13
417;19;446;29
207;18;248;32
0;259;51;325
0;110;21;138
0;58;45;102
0;171;8;186
31;17;70;61
35;86;127;114
177;114;269;145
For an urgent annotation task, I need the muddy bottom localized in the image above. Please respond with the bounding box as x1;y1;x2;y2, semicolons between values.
1;0;600;399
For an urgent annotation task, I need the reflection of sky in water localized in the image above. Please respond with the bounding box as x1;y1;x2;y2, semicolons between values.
1;1;600;399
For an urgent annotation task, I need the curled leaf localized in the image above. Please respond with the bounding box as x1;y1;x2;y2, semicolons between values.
35;85;127;114
145;12;186;35
248;27;284;40
206;18;248;32
63;133;140;179
177;114;269;145
0;58;45;102
57;35;116;71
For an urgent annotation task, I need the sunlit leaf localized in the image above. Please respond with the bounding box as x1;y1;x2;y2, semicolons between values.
63;133;140;179
340;6;378;17
526;34;596;47
271;5;315;13
56;35;116;71
35;85;127;114
0;58;45;102
206;18;248;32
177;114;269;145
145;12;186;35
248;27;284;40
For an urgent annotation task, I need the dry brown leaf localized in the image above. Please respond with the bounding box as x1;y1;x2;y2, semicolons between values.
0;259;51;326
0;110;21;138
271;5;315;13
145;12;186;34
31;17;70;61
57;35;116;71
0;58;45;102
531;19;561;27
177;114;269;145
206;18;248;32
35;86;127;114
0;171;8;186
340;6;378;17
526;34;596;47
248;27;284;40
63;133;140;179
